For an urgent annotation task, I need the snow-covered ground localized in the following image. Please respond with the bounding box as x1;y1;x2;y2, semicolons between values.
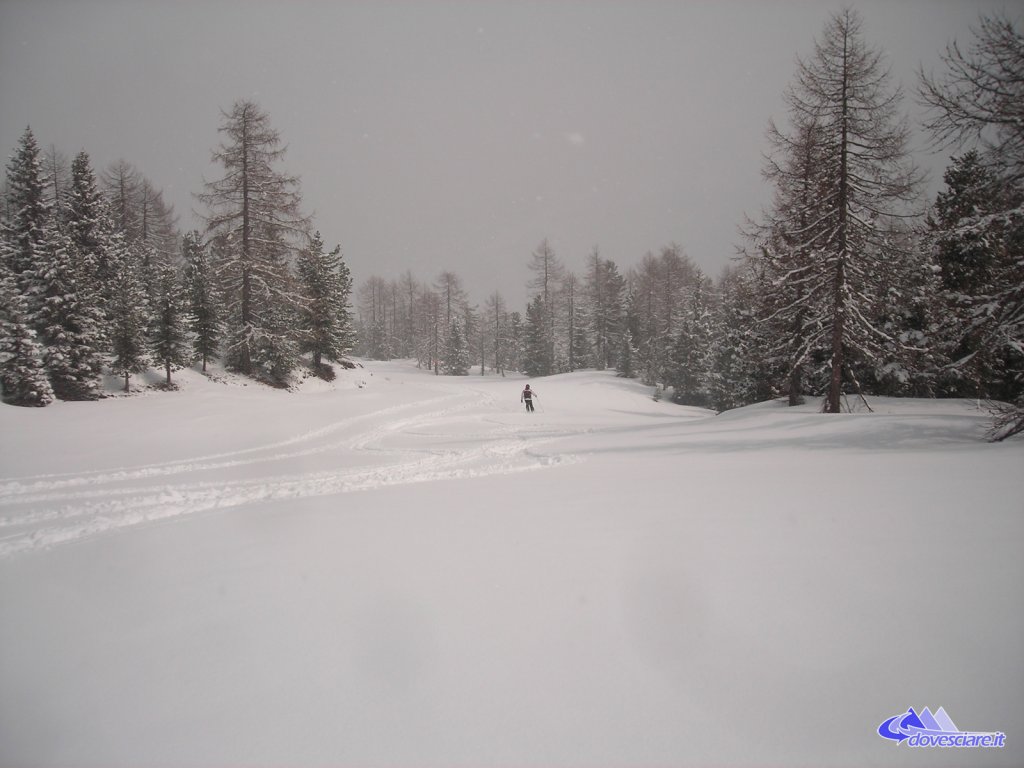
1;359;1021;767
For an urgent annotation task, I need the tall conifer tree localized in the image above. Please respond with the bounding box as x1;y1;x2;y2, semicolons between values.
181;231;221;372
752;9;922;412
150;262;192;387
198;101;309;381
297;231;354;374
0;262;53;406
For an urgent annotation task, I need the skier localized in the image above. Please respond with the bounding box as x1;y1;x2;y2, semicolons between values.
521;383;537;412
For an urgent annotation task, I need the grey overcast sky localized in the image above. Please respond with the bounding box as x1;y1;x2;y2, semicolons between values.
0;0;1018;306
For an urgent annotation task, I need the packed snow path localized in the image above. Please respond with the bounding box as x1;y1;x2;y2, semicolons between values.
0;369;587;557
1;360;1022;767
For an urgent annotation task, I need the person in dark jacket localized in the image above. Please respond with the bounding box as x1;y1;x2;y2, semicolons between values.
521;384;537;412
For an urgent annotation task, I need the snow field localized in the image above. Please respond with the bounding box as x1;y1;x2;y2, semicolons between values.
1;359;1022;767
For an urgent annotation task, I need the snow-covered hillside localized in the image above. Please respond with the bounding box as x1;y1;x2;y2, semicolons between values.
1;360;1021;767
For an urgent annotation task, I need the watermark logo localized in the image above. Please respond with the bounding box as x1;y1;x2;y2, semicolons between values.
878;707;1006;748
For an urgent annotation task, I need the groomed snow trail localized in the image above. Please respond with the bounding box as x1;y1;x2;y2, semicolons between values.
0;367;589;557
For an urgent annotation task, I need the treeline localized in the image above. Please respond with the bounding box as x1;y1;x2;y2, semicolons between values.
356;10;1023;439
1;101;355;404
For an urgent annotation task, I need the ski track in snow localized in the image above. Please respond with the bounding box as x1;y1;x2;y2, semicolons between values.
0;383;582;557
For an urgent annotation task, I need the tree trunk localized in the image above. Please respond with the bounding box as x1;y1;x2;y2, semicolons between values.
827;22;851;414
827;264;846;413
788;364;804;407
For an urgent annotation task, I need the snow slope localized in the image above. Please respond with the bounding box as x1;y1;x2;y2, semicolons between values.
1;360;1021;767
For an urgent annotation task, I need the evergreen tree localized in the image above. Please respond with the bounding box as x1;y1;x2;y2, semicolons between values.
920;15;1024;439
626;248;698;387
65;151;117;337
181;231;221;372
665;281;714;406
36;222;105;399
710;265;772;411
615;329;637;379
442;317;471;375
297;231;353;375
150;262;192;387
929;152;1022;401
107;234;150;392
67;152;107;280
753;9;922;412
3;127;50;304
251;245;301;387
523;295;552;377
0;262;53;406
198;101;310;381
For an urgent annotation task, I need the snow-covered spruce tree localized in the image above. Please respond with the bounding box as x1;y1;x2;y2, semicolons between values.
920;14;1024;439
927;153;1017;398
67;152;108;280
523;294;553;377
615;328;637;379
253;242;301;387
3;127;50;306
0;261;53;406
36;221;106;399
198;101;310;383
65;151;120;334
583;249;626;370
664;279;715;406
442;317;471;376
107;233;150;392
149;262;191;388
758;9;922;413
297;231;354;377
626;246;699;387
709;264;770;411
181;231;221;372
862;224;944;398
